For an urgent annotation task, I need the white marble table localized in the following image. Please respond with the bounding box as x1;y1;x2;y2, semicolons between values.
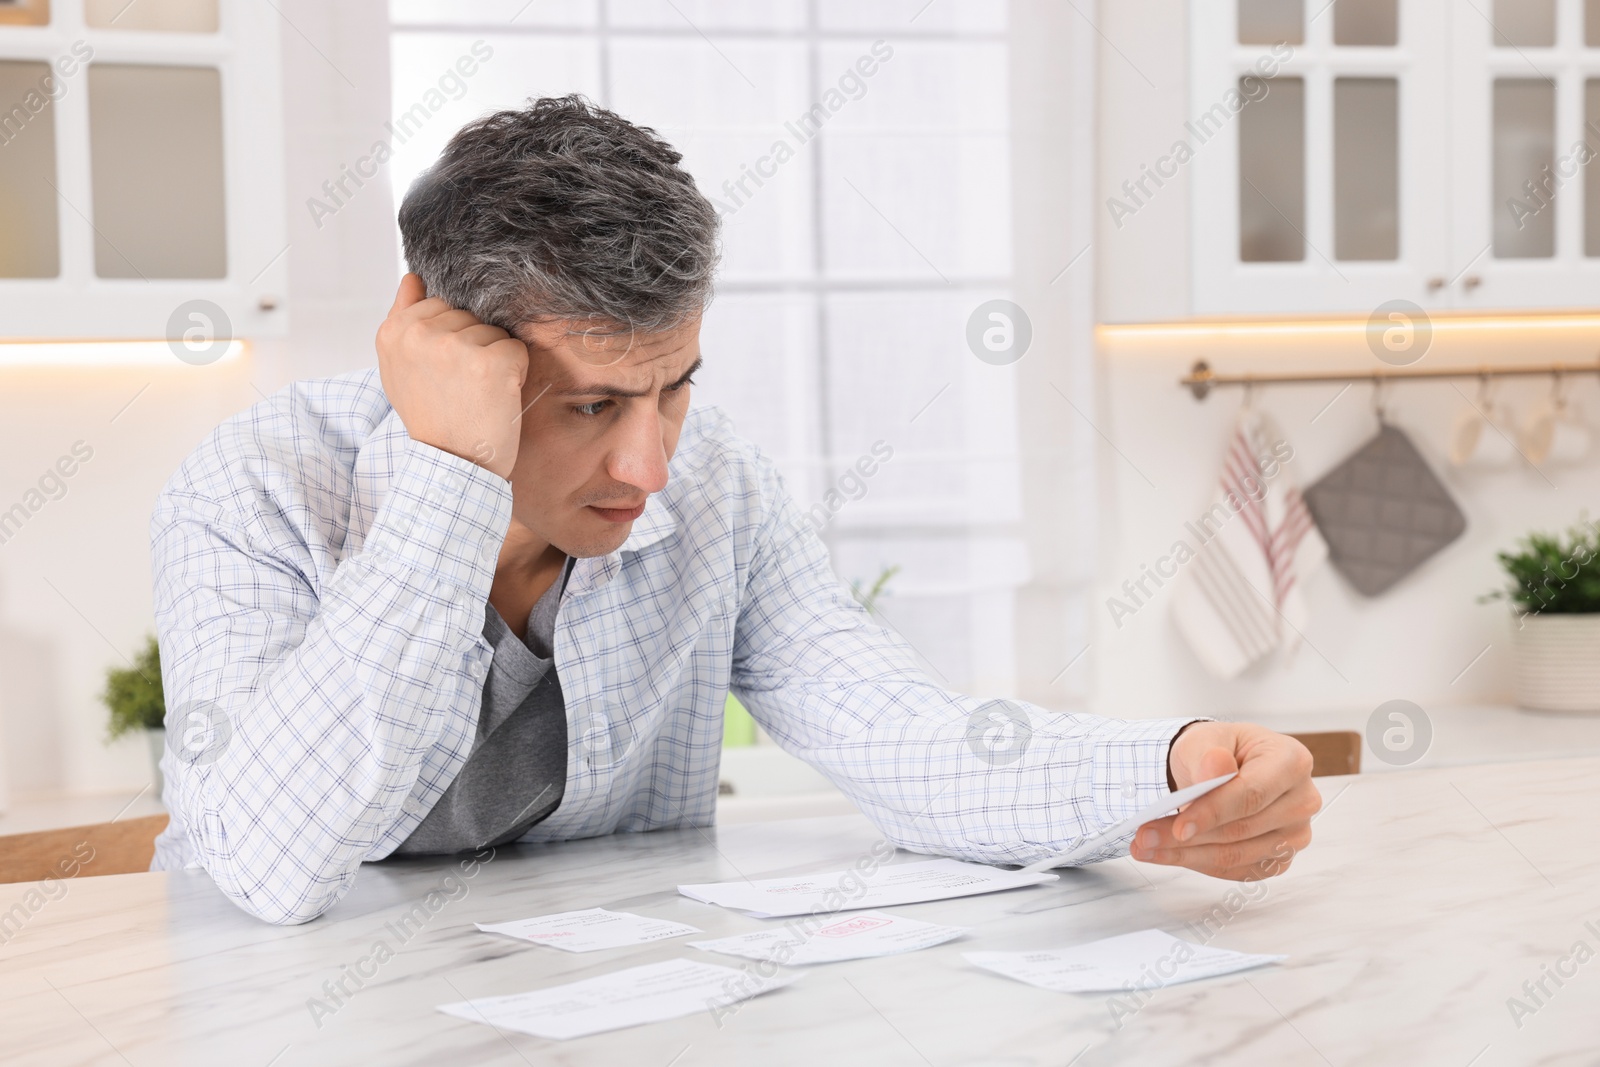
3;756;1595;1066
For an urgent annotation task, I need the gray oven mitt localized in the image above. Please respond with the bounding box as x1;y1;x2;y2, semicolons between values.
1303;423;1466;596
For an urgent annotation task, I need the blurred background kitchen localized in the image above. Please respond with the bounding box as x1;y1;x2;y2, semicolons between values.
3;0;1600;831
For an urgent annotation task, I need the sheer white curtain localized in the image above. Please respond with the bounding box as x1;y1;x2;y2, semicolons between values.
388;0;1055;700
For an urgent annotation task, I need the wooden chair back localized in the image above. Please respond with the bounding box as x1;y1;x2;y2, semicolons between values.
1288;730;1362;777
0;814;169;884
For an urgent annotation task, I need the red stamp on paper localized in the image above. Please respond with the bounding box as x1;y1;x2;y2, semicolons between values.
816;915;892;938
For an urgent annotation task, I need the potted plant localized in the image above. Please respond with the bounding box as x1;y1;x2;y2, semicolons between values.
102;635;167;795
1486;521;1600;712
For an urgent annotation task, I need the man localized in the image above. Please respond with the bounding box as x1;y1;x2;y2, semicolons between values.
150;96;1317;925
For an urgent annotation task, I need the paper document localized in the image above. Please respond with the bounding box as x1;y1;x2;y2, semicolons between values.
689;911;968;965
1021;772;1238;873
679;858;1058;918
437;958;798;1041
475;908;701;953
965;928;1285;993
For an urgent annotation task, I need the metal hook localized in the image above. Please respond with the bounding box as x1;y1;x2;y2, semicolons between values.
1371;376;1389;424
1241;379;1256;413
1474;372;1502;423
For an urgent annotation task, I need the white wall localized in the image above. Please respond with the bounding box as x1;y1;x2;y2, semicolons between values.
1096;0;1193;325
257;0;400;390
1006;0;1100;708
0;0;398;800
1089;0;1600;719
0;360;262;798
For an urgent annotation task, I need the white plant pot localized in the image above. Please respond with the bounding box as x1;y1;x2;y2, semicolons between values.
1512;613;1600;712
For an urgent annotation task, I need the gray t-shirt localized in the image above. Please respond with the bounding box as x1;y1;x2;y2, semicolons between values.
393;560;571;855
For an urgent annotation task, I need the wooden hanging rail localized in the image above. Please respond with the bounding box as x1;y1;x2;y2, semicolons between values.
1180;356;1600;400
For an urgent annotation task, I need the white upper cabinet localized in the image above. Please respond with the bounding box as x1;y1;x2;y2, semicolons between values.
0;0;286;341
1451;0;1600;309
1191;0;1600;314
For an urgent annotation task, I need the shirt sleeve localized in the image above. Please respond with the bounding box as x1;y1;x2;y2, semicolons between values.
729;457;1203;868
151;438;510;925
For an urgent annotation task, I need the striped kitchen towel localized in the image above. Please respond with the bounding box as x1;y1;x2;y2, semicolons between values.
1170;408;1327;678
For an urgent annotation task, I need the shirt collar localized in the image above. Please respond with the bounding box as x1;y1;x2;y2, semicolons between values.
618;492;676;555
565;492;676;599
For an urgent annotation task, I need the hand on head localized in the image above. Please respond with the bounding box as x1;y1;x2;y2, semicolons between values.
375;273;530;480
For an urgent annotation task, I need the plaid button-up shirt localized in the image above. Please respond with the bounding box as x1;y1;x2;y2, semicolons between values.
150;369;1192;924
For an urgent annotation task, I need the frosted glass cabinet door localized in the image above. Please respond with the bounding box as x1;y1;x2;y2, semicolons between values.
1333;77;1399;261
1491;79;1555;260
83;0;218;32
1492;0;1556;47
0;61;60;278
1238;75;1305;262
1192;0;1600;313
88;65;228;279
0;0;289;339
0;1;49;26
1237;0;1302;44
1450;0;1600;308
1189;0;1453;314
1587;79;1600;257
1333;0;1398;46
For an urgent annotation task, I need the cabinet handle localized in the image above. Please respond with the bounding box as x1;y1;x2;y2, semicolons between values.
1426;276;1446;291
1462;275;1482;291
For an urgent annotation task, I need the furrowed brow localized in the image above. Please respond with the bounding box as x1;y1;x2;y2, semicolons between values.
667;357;703;391
556;357;702;400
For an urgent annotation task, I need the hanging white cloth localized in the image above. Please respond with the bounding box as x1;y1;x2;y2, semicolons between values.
1170;407;1327;678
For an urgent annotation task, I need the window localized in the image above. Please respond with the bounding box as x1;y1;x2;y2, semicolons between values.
389;0;1023;694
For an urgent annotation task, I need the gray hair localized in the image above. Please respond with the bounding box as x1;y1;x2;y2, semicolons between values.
398;95;720;335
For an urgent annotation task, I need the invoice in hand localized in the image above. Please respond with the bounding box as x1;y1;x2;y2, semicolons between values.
1019;772;1237;874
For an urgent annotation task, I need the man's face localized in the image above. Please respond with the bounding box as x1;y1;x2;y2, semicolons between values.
506;316;701;558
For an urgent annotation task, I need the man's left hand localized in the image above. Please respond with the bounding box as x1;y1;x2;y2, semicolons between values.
1130;721;1320;880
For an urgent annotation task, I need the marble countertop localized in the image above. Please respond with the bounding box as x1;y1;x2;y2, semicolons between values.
3;756;1596;1066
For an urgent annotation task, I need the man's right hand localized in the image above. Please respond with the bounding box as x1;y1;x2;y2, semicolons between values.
375;273;529;480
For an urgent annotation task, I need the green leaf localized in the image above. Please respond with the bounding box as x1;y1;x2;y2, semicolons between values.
1485;517;1600;614
102;635;165;740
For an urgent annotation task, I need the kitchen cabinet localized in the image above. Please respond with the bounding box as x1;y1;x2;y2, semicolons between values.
0;0;286;342
1190;0;1600;315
